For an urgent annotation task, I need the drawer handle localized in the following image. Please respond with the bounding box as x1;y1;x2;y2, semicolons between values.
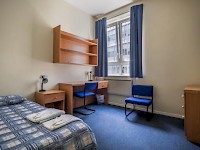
55;97;58;99
182;106;184;108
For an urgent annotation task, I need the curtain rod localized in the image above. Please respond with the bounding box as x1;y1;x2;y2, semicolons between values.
95;7;130;20
107;11;130;20
95;0;142;20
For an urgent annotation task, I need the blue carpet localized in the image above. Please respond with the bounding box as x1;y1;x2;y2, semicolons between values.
74;105;200;150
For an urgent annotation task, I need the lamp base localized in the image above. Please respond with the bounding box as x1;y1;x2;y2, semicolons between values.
39;90;46;92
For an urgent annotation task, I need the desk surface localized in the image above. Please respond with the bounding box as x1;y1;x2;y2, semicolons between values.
59;80;108;86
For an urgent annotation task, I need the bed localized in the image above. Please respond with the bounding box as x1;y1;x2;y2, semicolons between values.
0;97;97;150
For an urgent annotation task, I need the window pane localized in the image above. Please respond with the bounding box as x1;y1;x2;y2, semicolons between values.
121;64;130;76
108;64;121;76
107;46;118;62
121;21;130;62
107;25;118;62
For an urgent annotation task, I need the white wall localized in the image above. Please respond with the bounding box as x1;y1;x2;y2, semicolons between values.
0;0;94;100
103;0;200;118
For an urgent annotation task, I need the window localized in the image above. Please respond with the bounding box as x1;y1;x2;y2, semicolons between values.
107;15;130;76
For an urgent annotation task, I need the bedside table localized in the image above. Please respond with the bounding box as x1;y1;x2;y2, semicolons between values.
35;90;65;110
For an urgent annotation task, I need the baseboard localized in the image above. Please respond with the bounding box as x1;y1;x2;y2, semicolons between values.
108;101;183;119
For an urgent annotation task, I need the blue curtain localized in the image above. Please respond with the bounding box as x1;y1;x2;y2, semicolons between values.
130;4;143;78
95;18;108;77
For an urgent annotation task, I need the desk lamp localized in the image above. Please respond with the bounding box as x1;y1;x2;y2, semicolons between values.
39;75;48;92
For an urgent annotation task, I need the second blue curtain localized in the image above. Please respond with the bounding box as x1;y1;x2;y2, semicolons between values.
130;4;143;78
95;18;108;77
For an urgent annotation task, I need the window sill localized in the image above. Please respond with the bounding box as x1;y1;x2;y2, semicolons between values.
105;76;132;81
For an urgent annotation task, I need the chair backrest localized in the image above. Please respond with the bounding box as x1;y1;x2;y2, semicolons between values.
84;82;98;92
132;85;153;99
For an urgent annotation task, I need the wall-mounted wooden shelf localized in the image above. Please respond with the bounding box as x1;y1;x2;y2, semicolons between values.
53;25;98;66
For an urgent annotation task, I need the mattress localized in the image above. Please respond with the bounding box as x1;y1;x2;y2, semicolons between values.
0;100;97;150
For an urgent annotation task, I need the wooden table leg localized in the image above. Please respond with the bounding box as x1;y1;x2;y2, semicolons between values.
59;84;74;115
66;86;73;114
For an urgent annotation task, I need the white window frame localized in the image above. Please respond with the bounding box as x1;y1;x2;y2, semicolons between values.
107;17;130;77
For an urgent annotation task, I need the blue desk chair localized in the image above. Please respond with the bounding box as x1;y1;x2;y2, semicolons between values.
125;85;153;119
74;82;98;115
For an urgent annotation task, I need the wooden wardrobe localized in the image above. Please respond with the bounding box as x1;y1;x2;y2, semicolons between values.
184;85;200;144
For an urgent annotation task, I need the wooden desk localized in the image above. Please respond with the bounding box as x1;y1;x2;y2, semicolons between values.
59;81;108;114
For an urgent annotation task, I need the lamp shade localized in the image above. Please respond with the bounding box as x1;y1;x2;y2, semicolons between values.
42;77;48;84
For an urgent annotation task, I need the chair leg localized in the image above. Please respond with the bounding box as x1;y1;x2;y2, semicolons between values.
125;103;127;116
74;96;95;115
125;103;135;118
149;103;154;119
84;107;95;112
73;110;89;115
146;105;154;121
75;107;95;115
84;96;86;106
83;96;95;114
146;106;150;121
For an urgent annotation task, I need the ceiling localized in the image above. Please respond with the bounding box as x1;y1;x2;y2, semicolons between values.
64;0;134;17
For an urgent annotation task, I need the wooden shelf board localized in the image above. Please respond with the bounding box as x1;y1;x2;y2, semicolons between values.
61;31;97;46
56;61;97;66
60;48;97;56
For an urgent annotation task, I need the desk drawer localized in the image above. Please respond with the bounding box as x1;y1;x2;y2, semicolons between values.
98;82;108;89
44;93;65;103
